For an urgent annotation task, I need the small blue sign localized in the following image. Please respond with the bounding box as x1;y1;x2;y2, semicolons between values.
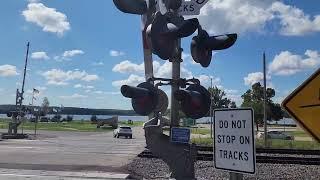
171;127;190;144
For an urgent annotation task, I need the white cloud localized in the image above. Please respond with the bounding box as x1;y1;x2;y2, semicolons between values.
92;61;104;66
112;60;162;75
269;50;320;76
86;85;94;89
74;84;94;89
62;50;84;58
104;91;121;95
198;1;320;36
59;93;88;99
110;50;125;57
195;75;221;88
22;3;70;36
270;2;320;36
74;84;82;88
93;91;103;94
27;0;40;3
154;61;192;79
112;74;145;87
244;72;271;86
198;0;274;34
112;60;144;73
0;65;19;77
35;86;47;91
82;74;99;82
225;89;239;95
31;51;49;60
42;69;99;85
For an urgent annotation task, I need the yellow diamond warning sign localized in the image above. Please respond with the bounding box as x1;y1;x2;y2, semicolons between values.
282;68;320;142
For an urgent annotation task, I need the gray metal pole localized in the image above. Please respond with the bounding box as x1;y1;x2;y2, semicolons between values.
170;40;181;128
229;172;243;180
263;52;268;147
210;77;213;139
141;15;153;81
21;42;30;96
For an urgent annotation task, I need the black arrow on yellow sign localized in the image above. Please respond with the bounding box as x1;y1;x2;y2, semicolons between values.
282;68;320;143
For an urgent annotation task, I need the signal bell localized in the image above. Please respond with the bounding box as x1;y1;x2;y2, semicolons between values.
121;82;158;116
174;84;211;119
113;0;156;15
149;12;199;60
191;29;237;67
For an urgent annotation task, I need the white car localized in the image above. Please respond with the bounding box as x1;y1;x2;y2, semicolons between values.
258;131;294;140
113;126;132;139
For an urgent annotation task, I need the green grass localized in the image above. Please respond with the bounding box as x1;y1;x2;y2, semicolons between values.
191;136;320;150
191;128;211;135
0;118;144;132
191;137;213;146
255;139;320;149
286;131;309;137
119;121;144;127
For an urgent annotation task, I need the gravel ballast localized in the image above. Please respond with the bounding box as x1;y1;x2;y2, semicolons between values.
126;157;320;179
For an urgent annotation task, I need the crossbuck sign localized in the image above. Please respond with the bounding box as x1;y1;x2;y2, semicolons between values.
155;0;209;16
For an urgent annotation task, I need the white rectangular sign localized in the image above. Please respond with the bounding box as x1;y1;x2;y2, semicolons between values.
155;0;209;16
178;0;209;16
214;108;256;174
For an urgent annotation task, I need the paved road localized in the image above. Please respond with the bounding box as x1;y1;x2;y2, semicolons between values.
0;168;129;180
0;127;146;177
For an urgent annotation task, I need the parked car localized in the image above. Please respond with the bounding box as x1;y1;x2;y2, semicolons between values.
258;131;294;140
40;117;49;122
113;126;132;139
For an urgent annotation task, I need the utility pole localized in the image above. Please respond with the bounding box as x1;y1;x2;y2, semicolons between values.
210;77;213;139
263;52;268;147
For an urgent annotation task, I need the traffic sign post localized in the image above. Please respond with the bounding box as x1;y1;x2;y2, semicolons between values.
282;68;320;142
214;108;256;175
171;127;191;144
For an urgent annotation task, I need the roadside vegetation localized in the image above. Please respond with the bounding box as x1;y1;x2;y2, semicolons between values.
0;118;144;132
191;128;211;135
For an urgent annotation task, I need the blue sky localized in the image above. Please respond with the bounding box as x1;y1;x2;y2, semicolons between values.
0;0;319;110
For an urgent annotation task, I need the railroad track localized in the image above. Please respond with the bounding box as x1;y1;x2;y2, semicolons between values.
139;150;320;165
197;146;320;155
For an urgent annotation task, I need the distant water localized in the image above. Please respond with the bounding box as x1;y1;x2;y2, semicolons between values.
0;114;295;124
0;114;148;122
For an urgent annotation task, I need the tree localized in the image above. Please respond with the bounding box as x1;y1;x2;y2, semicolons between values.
241;82;284;131
66;115;73;122
90;115;98;123
209;86;236;111
51;114;62;122
230;101;237;108
41;97;50;116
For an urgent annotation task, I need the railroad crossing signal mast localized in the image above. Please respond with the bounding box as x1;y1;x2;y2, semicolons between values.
113;0;237;179
5;42;30;138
